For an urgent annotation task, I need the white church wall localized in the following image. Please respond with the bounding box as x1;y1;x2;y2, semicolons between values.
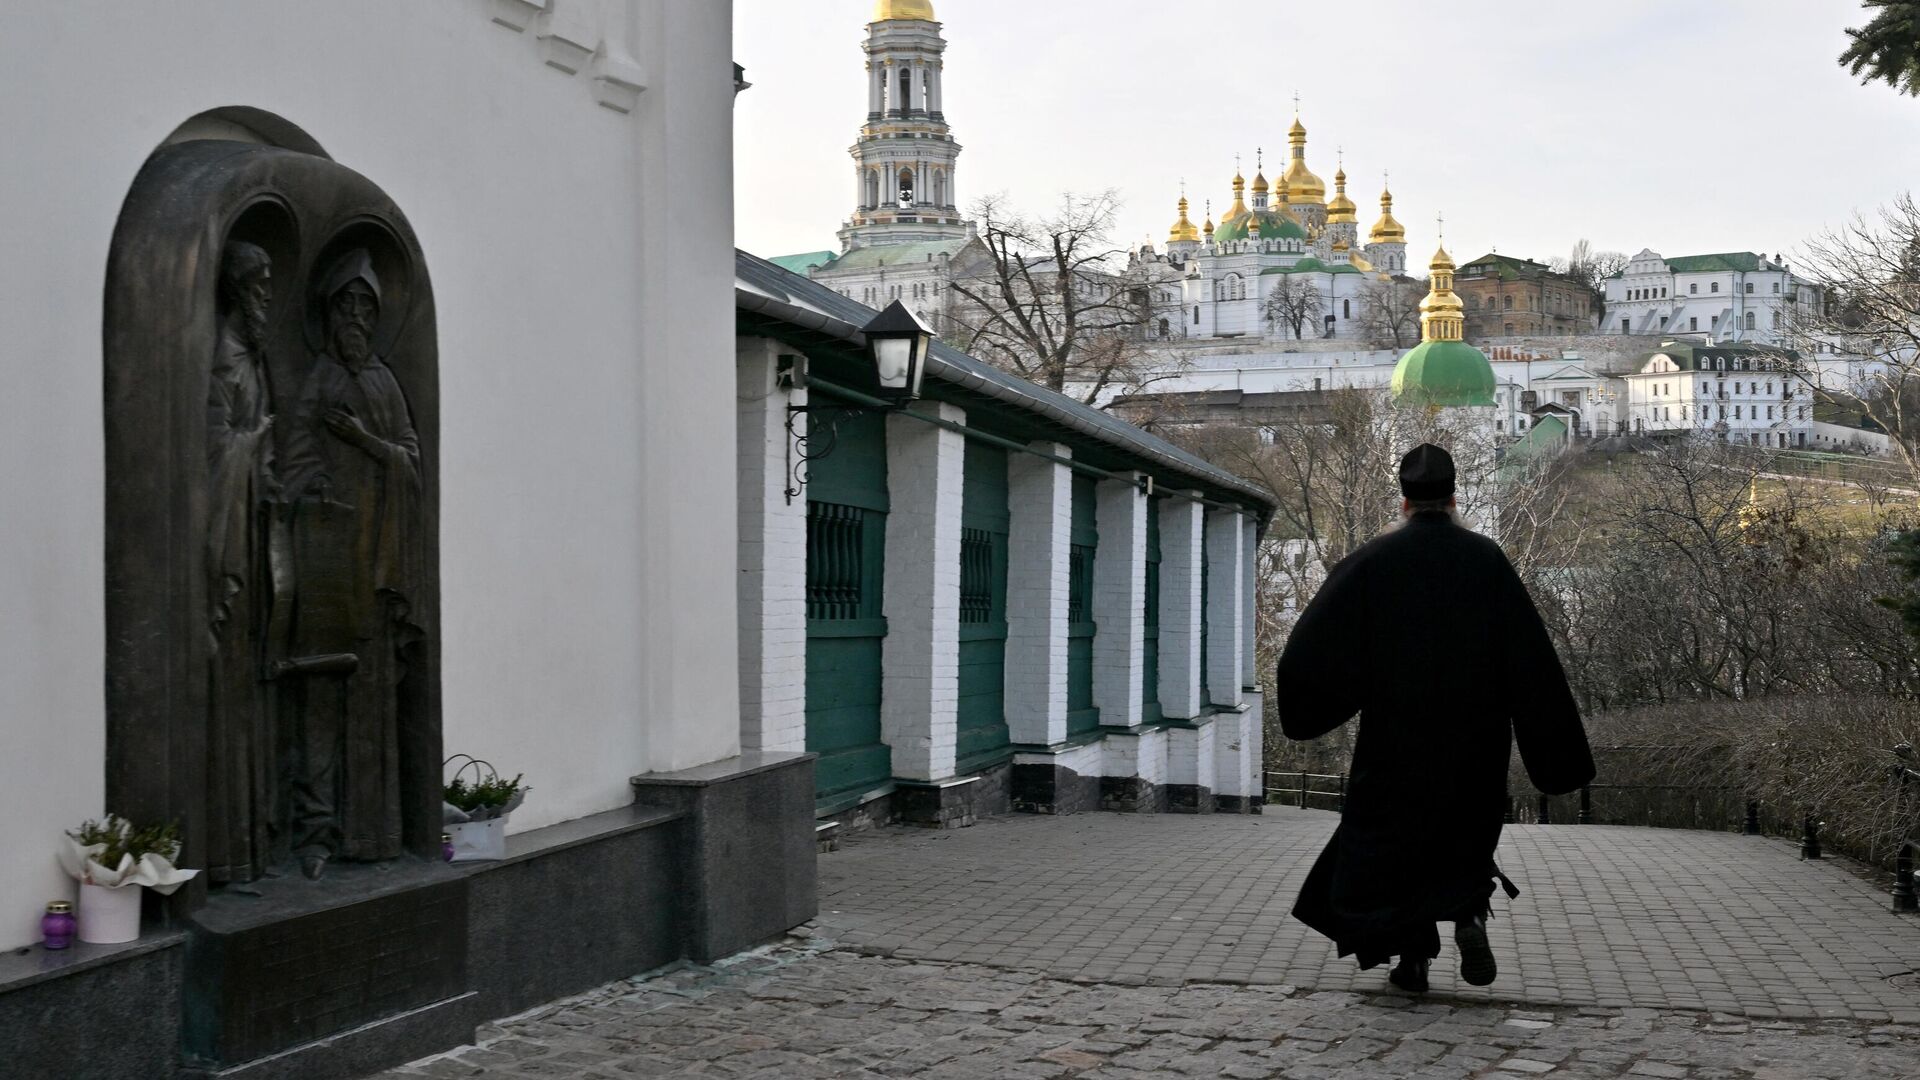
0;0;735;948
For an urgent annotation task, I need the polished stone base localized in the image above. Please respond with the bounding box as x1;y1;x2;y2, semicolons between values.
183;858;470;1071
0;754;816;1079
0;934;183;1080
632;751;818;963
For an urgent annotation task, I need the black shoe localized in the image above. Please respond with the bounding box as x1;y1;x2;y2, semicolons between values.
1387;956;1429;993
300;854;328;881
1455;914;1496;986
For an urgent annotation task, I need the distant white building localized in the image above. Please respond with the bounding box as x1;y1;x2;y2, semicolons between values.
1623;340;1812;447
1602;250;1821;345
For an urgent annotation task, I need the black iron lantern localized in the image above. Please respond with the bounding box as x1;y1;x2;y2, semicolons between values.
861;300;932;403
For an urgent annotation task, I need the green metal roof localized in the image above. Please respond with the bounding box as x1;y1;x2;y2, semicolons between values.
815;238;971;272
1212;209;1307;244
1458;253;1555;281
1260;257;1359;276
1391;339;1497;407
1665;252;1766;274
767;250;837;275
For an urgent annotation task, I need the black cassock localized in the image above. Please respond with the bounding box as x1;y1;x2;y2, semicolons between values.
1276;511;1594;967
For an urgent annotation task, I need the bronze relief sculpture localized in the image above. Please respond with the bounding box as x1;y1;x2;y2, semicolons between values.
106;140;442;896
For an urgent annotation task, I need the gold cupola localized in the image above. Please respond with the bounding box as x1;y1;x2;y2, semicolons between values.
1222;167;1250;227
872;0;937;21
1369;185;1406;244
1203;200;1215;239
1281;115;1326;204
1326;165;1357;224
1167;195;1200;245
1251;148;1270;199
1420;245;1465;341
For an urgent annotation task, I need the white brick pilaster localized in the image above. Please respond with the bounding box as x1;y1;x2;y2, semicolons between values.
1242;517;1258;689
1212;692;1262;801
1206;508;1246;708
1004;444;1071;746
735;338;807;753
1157;497;1205;720
1168;722;1217;794
881;402;966;780
1092;475;1146;728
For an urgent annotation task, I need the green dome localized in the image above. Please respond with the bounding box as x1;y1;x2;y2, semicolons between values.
1261;257;1360;276
1211;209;1306;243
1391;339;1496;407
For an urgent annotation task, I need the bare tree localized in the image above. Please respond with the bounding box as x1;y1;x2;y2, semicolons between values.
1353;275;1426;349
1785;192;1920;486
1550;239;1628;320
1262;273;1324;341
943;191;1178;407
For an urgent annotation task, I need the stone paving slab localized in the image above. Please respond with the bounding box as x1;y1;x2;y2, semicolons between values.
376;940;1920;1079
814;810;1920;1022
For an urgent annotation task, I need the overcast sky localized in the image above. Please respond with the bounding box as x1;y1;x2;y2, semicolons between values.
734;0;1920;271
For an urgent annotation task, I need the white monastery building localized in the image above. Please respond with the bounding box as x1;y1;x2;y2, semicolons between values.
1602;250;1822;345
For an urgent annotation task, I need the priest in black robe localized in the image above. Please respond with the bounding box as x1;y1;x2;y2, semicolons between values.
1276;443;1594;992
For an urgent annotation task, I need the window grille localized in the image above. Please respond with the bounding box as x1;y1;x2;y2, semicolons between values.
1068;545;1093;623
807;502;866;621
960;527;994;623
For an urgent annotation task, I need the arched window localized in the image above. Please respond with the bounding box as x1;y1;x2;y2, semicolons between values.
1342;298;1351;318
898;68;911;112
1744;311;1755;330
1711;281;1720;293
896;168;915;207
1745;282;1754;294
1158;317;1170;338
1504;295;1514;310
1193;306;1200;323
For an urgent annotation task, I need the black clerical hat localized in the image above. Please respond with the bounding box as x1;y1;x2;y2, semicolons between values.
1399;443;1455;501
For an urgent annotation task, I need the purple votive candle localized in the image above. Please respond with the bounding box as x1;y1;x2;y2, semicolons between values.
42;901;76;950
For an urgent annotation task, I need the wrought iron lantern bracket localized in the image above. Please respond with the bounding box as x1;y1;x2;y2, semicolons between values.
784;402;887;505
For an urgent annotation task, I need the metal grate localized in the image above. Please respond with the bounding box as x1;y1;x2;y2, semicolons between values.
1068;544;1093;623
807;501;864;621
960;527;993;623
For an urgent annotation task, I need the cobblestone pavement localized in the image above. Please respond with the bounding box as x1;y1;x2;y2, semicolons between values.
815;810;1920;1022
379;939;1920;1079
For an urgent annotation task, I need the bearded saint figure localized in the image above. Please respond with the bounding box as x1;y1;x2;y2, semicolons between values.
205;239;278;884
277;249;424;880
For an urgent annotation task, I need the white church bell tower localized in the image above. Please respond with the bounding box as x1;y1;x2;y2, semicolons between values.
838;1;970;251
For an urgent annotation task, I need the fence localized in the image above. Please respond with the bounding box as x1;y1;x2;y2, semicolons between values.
1264;743;1920;912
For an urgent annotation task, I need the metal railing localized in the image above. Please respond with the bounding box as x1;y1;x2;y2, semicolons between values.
1262;770;1346;811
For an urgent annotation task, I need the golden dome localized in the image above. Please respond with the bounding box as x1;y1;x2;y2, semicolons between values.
873;0;937;20
1167;196;1200;244
1222;170;1249;226
1348;249;1377;273
1326;166;1357;223
1369;187;1406;243
1203;211;1215;237
1282;116;1325;203
1418;244;1466;341
1252;171;1270;194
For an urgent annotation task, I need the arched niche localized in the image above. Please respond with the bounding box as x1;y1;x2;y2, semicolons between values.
103;126;441;904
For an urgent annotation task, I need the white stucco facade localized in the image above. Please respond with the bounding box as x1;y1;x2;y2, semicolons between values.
1;0;737;948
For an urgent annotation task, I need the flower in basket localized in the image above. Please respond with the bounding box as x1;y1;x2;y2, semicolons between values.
443;766;528;824
58;816;200;895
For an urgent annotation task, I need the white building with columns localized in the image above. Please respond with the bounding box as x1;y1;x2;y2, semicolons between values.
737;251;1275;827
1602;250;1822;345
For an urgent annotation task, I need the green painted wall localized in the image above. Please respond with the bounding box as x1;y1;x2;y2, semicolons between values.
1067;473;1099;737
805;408;891;801
957;441;1010;770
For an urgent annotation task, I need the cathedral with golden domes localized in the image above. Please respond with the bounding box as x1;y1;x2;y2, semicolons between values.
1134;114;1417;342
